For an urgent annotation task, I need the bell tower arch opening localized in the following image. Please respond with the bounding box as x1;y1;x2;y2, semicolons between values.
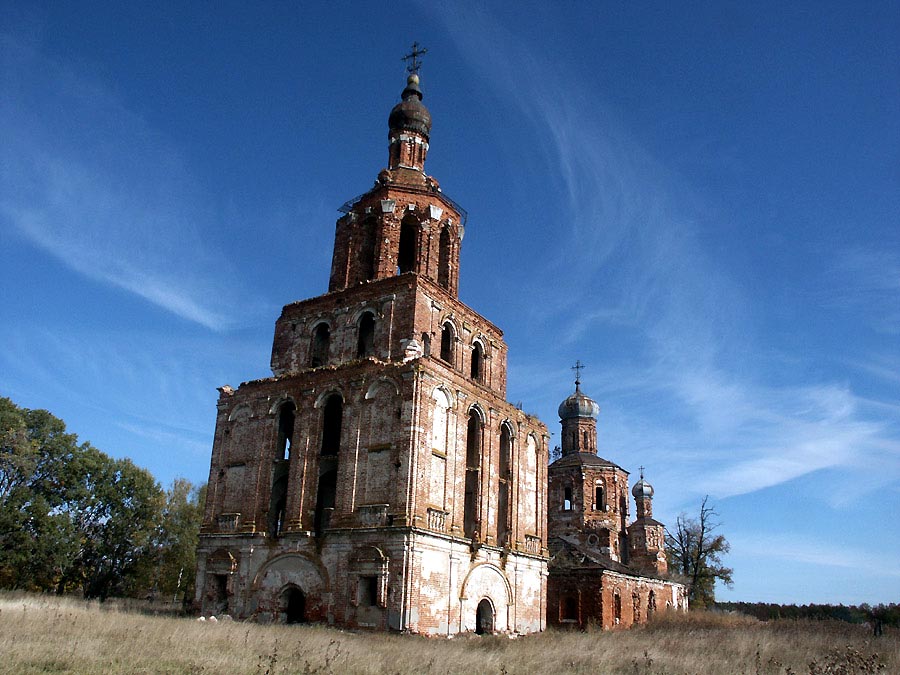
398;215;418;274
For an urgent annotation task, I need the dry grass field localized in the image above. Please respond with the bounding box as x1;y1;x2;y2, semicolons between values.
1;592;895;674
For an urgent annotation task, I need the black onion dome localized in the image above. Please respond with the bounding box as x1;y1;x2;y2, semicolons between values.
388;74;432;140
558;384;600;420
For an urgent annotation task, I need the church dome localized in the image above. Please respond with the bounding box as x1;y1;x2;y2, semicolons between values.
389;74;432;141
632;478;654;499
558;384;600;421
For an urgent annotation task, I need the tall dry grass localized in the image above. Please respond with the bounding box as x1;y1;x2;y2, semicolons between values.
0;592;895;674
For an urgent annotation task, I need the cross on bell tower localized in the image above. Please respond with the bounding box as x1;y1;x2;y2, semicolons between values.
401;41;428;74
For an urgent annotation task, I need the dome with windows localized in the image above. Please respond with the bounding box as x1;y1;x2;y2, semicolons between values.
558;383;600;421
388;74;432;140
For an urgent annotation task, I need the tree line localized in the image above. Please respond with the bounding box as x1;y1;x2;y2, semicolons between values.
0;396;203;603
714;601;900;631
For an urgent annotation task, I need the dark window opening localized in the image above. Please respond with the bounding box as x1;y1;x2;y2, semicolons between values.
268;472;288;538
614;593;622;623
321;395;342;456
563;486;573;511
310;324;330;367
357;312;375;358
360;217;377;281
314;466;337;536
572;431;578;452
497;425;511;546
440;323;454;364
397;217;417;274
633;592;641;623
283;587;306;624
470;342;484;382
276;402;295;461
583;430;589;450
562;596;579;622
594;485;605;511
475;598;494;635
358;575;379;607
619;533;629;564
648;591;656;617
421;332;431;357
464;409;482;539
438;227;451;289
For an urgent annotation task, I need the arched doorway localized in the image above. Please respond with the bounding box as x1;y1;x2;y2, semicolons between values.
475;598;494;635
282;586;306;624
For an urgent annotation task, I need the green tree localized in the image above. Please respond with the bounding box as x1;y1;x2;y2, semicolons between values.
665;495;733;608
0;397;165;598
0;398;82;590
144;478;205;604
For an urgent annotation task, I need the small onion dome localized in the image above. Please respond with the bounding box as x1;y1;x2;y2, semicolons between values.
558;384;600;420
632;478;654;500
388;73;432;140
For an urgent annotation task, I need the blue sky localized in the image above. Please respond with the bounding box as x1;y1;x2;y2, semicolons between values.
2;2;898;605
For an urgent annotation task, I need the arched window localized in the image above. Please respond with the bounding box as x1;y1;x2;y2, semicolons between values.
321;395;342;456
397;216;417;274
357;312;375;358
440;322;454;364
633;592;641;623
648;590;656;617
464;409;482;539
614;593;622;624
310;323;330;367
563;486;573;511
359;217;377;281
594;483;605;511
421;332;431;357
583;430;589;450
497;424;512;545
438;226;451;289
470;342;484;382
269;401;295;538
314;467;337;536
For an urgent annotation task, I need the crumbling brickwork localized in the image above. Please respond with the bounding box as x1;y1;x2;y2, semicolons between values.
547;382;687;629
195;72;548;635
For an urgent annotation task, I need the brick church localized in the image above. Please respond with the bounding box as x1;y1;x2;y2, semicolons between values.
195;60;684;634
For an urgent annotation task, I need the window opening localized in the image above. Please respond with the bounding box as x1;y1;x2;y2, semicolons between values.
310;324;330;367
497;425;511;545
357;312;375;358
594;484;605;511
269;402;295;538
648;591;656;617
470;342;484;382
440;323;454;364
421;332;431;357
321;395;342;456
397;217;417;274
314;467;337;536
360;217;377;281
438;227;451;289
358;575;379;607
614;593;622;624
563;486;573;511
562;596;579;622
463;409;482;539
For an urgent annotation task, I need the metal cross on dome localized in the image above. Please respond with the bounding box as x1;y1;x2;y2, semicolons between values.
402;42;428;74
571;360;585;387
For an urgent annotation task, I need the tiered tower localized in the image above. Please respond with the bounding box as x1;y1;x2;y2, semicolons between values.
195;64;549;636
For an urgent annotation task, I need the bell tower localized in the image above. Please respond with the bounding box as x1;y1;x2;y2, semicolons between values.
197;49;549;635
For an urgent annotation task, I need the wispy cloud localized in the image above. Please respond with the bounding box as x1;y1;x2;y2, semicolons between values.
827;246;900;334
0;34;259;330
433;6;900;501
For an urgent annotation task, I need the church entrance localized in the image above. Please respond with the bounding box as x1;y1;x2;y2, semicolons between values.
282;586;306;624
475;598;494;635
